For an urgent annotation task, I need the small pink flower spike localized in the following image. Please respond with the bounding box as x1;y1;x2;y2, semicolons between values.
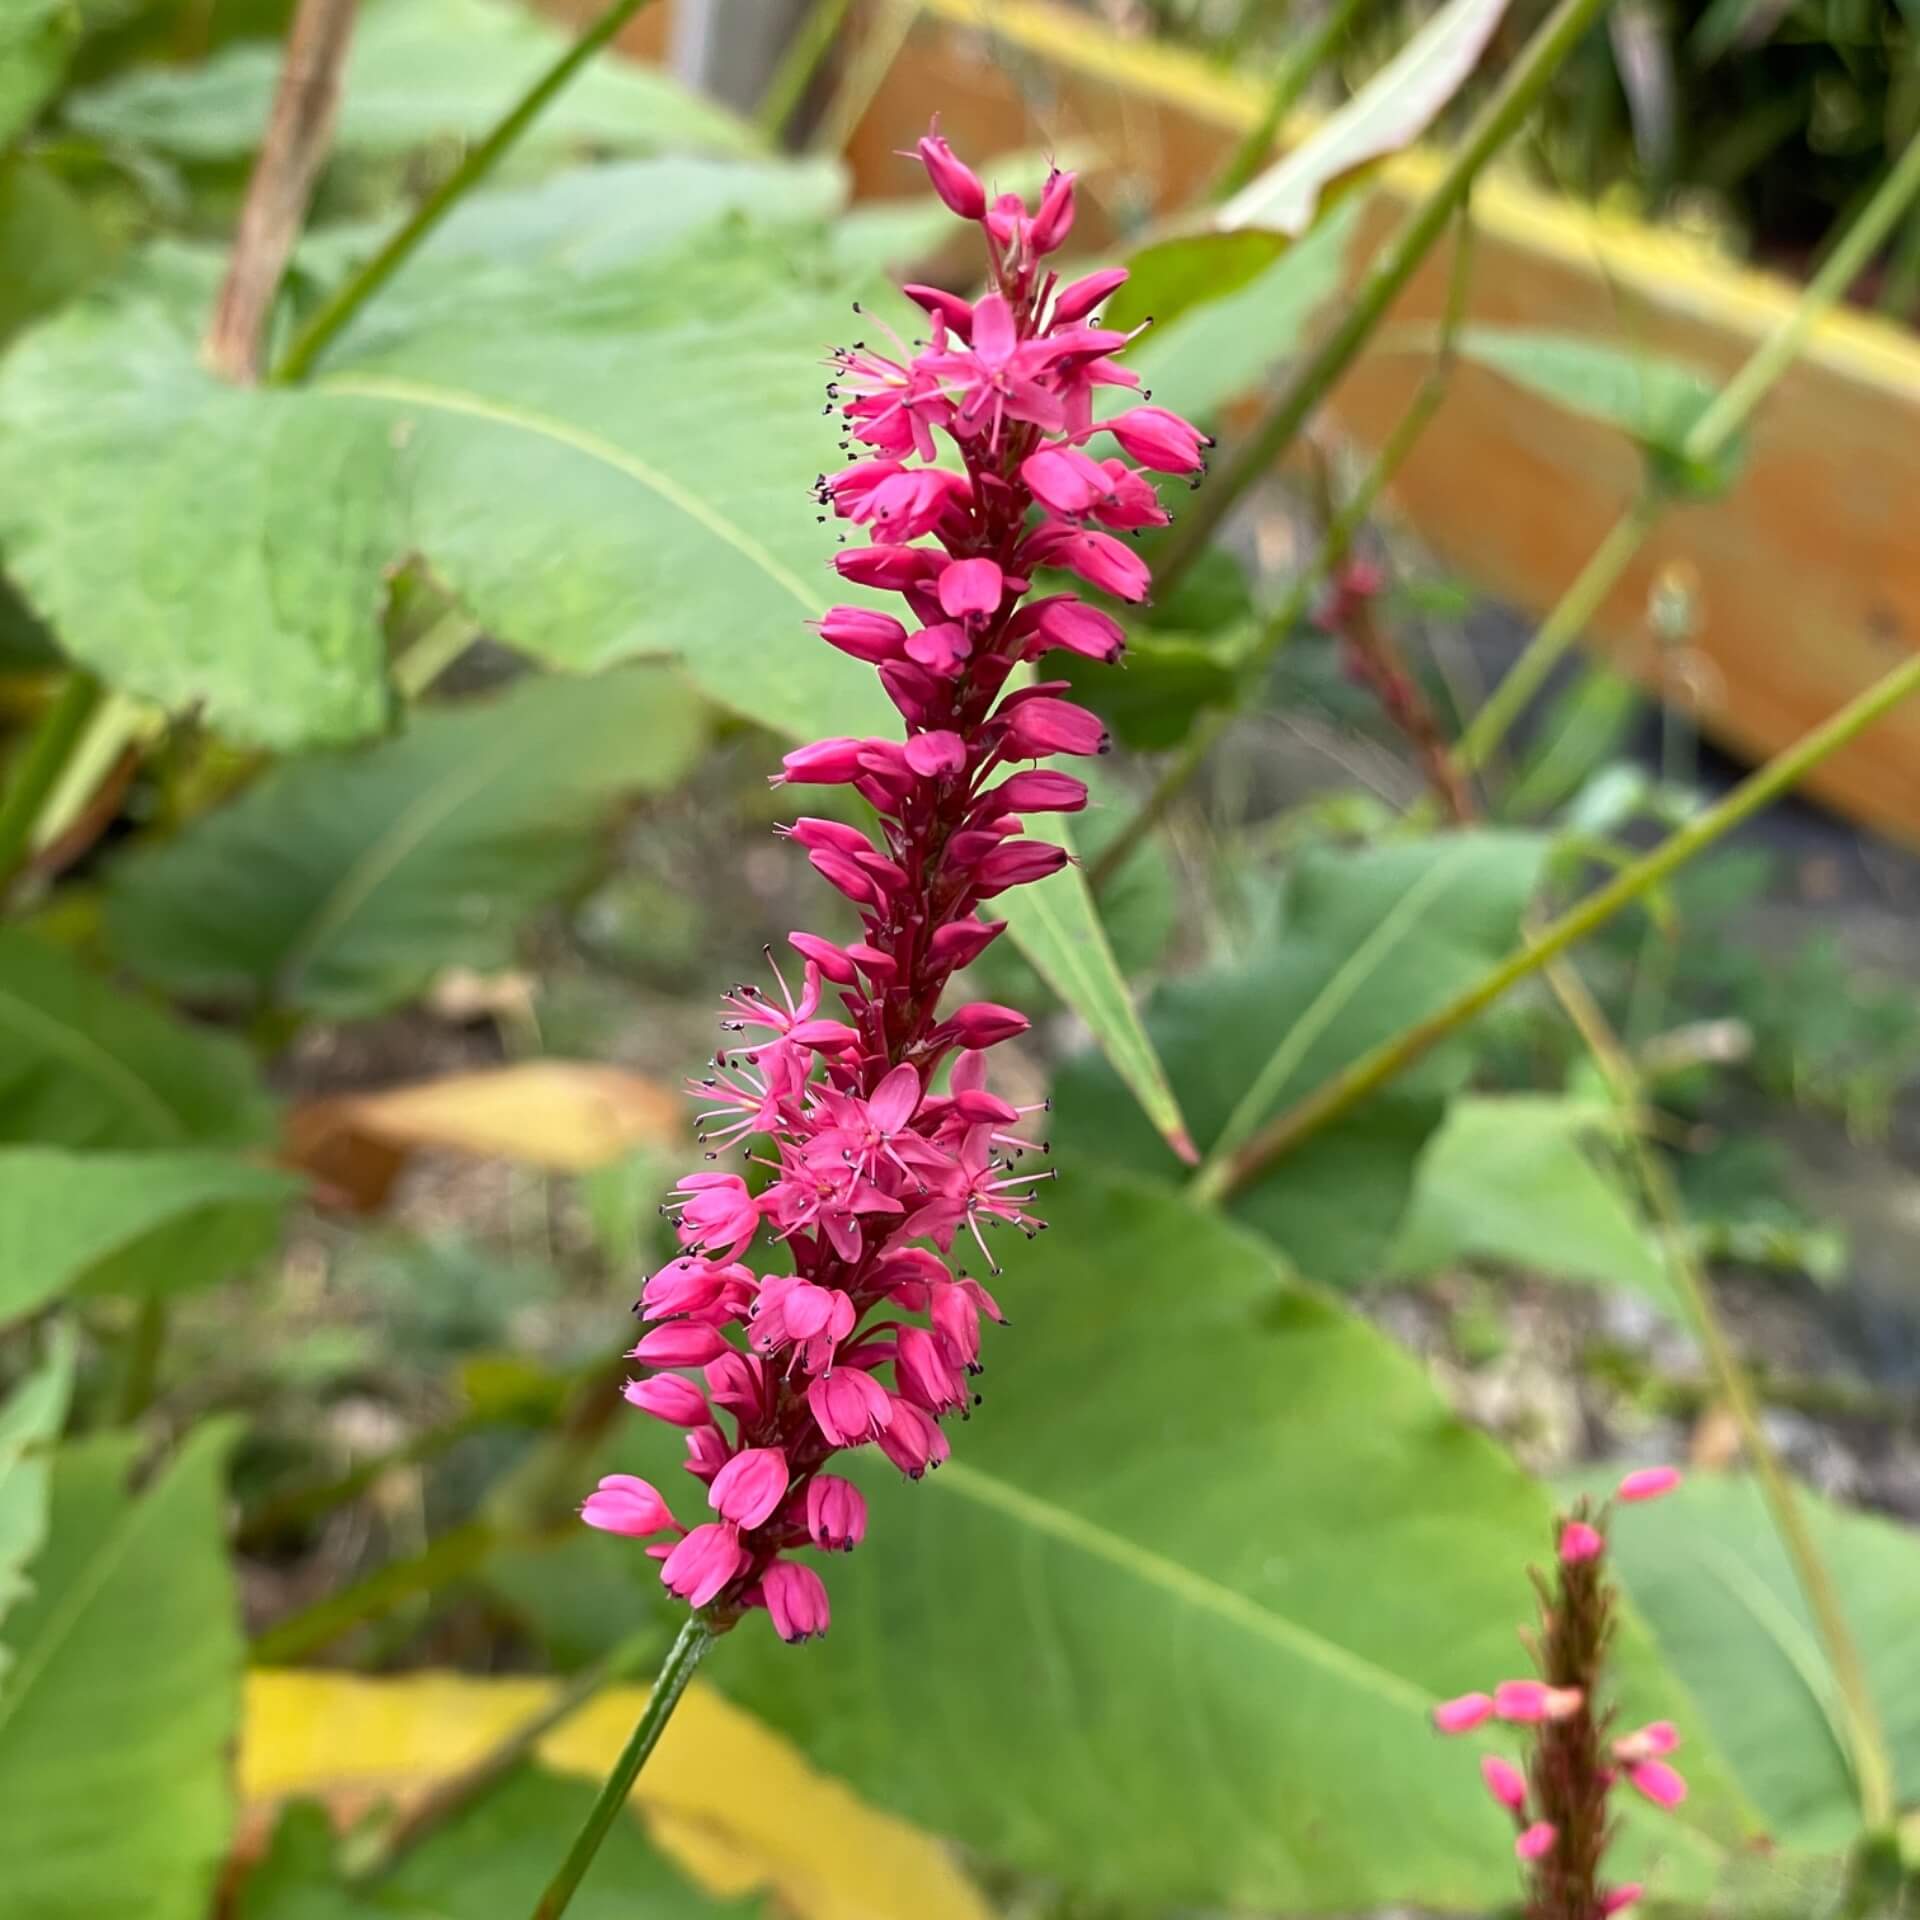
1433;1691;1495;1734
1559;1520;1604;1564
1627;1760;1688;1810
1613;1721;1679;1765
1514;1822;1557;1862
1481;1755;1528;1810
1601;1884;1645;1916
1616;1465;1682;1503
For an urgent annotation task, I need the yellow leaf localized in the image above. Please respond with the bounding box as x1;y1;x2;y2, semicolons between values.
242;1670;992;1920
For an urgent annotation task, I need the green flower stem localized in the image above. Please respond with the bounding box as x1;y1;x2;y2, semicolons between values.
269;0;663;384
1152;0;1613;594
1090;208;1477;895
1193;644;1920;1205
0;671;104;892
1209;0;1375;202
756;0;855;140
1457;127;1920;775
531;1614;716;1920
1544;955;1897;1832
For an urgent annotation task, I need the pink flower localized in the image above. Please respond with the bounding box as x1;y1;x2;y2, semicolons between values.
1481;1755;1527;1810
588;125;1204;1640
660;1523;750;1607
761;1559;832;1642
1601;1884;1645;1915
1514;1822;1557;1862
1433;1691;1495;1734
1627;1760;1687;1809
580;1475;677;1539
1494;1681;1583;1723
1616;1466;1682;1503
708;1446;790;1529
1612;1721;1678;1765
1559;1520;1605;1563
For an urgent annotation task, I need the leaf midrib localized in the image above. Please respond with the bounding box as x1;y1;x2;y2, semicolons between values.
0;981;185;1144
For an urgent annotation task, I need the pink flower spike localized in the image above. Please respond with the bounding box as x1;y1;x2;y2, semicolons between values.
916;123;987;219
1432;1691;1495;1735
1616;1465;1682;1503
762;1559;832;1642
1481;1755;1527;1811
708;1446;790;1529
938;557;1004;621
1601;1885;1646;1916
660;1522;749;1607
1628;1760;1688;1810
1514;1822;1557;1862
581;1474;677;1539
1559;1520;1605;1563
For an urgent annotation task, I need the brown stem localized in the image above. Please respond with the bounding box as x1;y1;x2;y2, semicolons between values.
203;0;359;383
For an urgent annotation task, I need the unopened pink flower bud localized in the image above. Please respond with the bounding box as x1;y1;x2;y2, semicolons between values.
816;606;908;663
1559;1520;1604;1563
581;1474;677;1538
1019;595;1125;663
807;1367;892;1446
632;1323;731;1368
1104;404;1211;473
1432;1691;1495;1734
1616;1465;1682;1503
834;543;938;591
1481;1755;1527;1810
945;1001;1030;1048
1514;1822;1557;1862
916;124;987;219
876;1396;951;1478
660;1521;749;1607
623;1375;711;1427
1613;1721;1679;1765
902;282;974;340
806;1475;868;1552
929;917;1006;967
1029;168;1075;254
1493;1680;1583;1723
1601;1884;1645;1915
1021;446;1113;515
777;737;867;786
973;840;1070;895
762;1557;832;1641
788;930;858;984
1023;523;1151;601
1002;695;1109;758
905;729;967;777
709;1445;790;1529
1628;1760;1687;1809
938;556;1004;621
1050;266;1128;325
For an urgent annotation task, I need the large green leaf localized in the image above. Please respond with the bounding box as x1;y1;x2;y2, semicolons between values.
0;1424;242;1920
0;928;274;1149
240;1775;751;1920
1601;1470;1920;1856
0;0;77;145
0;1336;72;1675
1388;1094;1674;1307
697;1169;1749;1911
1054;834;1547;1283
0;1148;299;1327
103;667;706;1018
64;0;758;162
1219;0;1515;236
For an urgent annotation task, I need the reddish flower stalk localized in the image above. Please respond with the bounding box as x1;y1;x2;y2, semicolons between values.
1432;1468;1689;1920
580;127;1209;1642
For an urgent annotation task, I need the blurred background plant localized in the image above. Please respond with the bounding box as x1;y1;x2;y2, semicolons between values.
3;0;1920;1915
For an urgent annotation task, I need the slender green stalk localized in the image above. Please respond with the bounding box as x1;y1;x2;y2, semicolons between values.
1195;646;1920;1203
116;1295;170;1423
1543;955;1897;1831
0;672;104;890
531;1615;716;1920
355;1625;667;1882
756;0;855;140
269;0;662;383
1459;128;1920;773
1210;0;1374;202
811;0;918;157
1091;209;1477;894
393;610;481;699
1153;0;1614;592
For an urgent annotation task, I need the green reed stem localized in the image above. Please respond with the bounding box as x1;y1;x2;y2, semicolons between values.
1210;0;1375;202
0;672;103;892
757;0;855;140
1458;128;1920;774
530;1614;716;1919
270;0;662;383
1194;646;1920;1204
1153;0;1614;594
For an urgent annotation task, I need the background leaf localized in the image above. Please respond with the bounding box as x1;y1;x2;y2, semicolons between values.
1388;1094;1674;1306
64;0;758;162
1055;834;1547;1282
0;928;274;1149
104;667;706;1018
695;1168;1748;1911
0;1147;299;1326
0;0;77;145
1599;1469;1920;1855
0;1335;73;1675
0;1424;243;1920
